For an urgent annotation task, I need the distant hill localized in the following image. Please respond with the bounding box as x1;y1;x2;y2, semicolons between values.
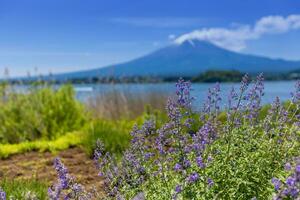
32;40;300;80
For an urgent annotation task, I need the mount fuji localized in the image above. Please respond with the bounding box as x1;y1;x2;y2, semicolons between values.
50;40;300;80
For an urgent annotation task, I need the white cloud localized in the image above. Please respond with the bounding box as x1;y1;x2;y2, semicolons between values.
174;14;300;52
175;26;255;51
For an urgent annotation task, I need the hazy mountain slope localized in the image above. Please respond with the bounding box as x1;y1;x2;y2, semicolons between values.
51;40;300;80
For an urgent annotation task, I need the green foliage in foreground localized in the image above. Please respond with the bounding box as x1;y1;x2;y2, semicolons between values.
206;125;300;199
0;179;47;199
107;123;299;200
0;84;87;144
92;78;300;200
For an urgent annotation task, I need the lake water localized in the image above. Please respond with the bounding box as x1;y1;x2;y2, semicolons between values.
73;80;298;107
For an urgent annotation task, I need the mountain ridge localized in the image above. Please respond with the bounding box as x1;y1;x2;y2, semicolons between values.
41;40;300;80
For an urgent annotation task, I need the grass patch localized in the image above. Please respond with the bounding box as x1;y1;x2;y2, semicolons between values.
82;119;139;156
0;179;48;199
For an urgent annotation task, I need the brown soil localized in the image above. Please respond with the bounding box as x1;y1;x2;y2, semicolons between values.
0;147;103;191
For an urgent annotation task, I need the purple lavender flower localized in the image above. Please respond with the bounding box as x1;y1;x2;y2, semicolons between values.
296;164;300;173
175;185;182;193
240;74;250;92
290;188;299;198
166;98;182;124
54;157;69;189
94;139;105;167
93;139;114;178
174;163;182;172
172;185;182;200
273;161;300;199
207;156;213;163
207;178;214;187
227;86;238;120
183;159;191;169
245;73;264;124
282;188;289;196
144;152;154;160
187;172;199;183
175;78;193;109
272;178;282;191
202;83;222;120
192;122;216;154
285;162;292;171
286;177;296;187
49;157;89;200
196;156;205;169
291;81;300;104
0;187;6;200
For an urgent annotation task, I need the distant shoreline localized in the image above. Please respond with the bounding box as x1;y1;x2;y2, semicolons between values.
3;70;300;85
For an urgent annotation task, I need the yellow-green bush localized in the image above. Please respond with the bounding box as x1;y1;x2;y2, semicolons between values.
0;131;83;158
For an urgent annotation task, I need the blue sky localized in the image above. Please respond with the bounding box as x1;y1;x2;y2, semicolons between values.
1;0;300;77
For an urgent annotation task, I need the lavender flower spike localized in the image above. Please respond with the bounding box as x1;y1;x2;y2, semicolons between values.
49;157;90;200
0;187;6;200
175;77;193;109
187;172;199;184
273;160;300;199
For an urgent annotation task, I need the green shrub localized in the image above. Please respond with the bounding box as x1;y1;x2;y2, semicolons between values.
0;84;87;144
206;125;299;199
82;119;133;156
90;77;300;200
